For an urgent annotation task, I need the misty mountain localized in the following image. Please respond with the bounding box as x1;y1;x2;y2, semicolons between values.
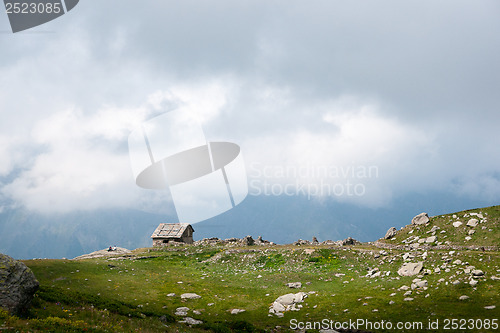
0;193;494;260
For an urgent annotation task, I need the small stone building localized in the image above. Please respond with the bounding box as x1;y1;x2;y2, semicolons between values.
151;223;194;246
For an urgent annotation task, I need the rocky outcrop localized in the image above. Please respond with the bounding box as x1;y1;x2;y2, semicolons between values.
72;247;131;260
242;235;254;246
411;213;430;225
194;236;273;246
0;253;39;315
384;227;397;239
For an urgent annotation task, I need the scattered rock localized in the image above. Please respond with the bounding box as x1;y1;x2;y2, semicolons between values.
459;295;469;300
181;293;201;300
269;292;308;316
398;262;424;276
175;307;190;316
230;309;246;314
412;213;430;225
0;253;39;315
179;317;203;325
286;282;302;289
484;305;496;310
426;236;437;243
404;297;414;301
340;237;360;246
472;270;484;277
384;227;397;239
411;280;428;289
452;221;463;228
469;279;478;287
242;235;254;246
466;219;479;227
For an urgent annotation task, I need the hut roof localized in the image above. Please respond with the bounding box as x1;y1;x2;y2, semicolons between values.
151;223;194;239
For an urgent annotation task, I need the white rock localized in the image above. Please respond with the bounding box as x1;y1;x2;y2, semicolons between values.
426;236;437;243
452;221;463;228
469;279;478;286
398;262;424;276
467;219;479;227
230;309;246;314
459;295;469;300
412;213;430;225
271;301;286;313
404;297;414;301
286;282;302;289
179;317;203;325
181;293;201;300
484;305;496;310
472;270;484;276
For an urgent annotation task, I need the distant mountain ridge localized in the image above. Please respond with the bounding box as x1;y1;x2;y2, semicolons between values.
0;193;496;259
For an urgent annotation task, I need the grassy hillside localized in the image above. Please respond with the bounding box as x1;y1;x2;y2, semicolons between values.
1;206;499;332
377;205;500;249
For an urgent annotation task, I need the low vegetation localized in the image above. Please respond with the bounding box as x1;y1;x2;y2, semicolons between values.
1;206;499;332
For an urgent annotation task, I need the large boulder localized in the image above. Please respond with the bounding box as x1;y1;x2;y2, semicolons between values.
411;213;430;225
0;253;39;315
384;227;397;239
398;262;424;276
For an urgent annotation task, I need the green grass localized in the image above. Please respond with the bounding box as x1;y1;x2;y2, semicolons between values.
1;206;499;332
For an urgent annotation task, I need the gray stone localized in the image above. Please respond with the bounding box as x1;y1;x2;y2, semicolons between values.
0;253;39;315
412;213;430;225
286;282;302;289
271;301;286;313
472;270;484;277
467;219;479;227
452;221;463;228
181;293;201;300
384;227;397;239
230;308;246;314
411;280;428;289
243;235;254;246
276;293;296;305
179;317;203;325
426;236;437;243
398;262;424;276
459;295;469;300
270;292;308;316
484;305;496;310
175;306;190;316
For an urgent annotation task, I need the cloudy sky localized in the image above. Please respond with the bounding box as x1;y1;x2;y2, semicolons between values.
1;0;499;219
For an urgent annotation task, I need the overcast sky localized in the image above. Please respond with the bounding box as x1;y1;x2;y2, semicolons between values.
0;0;499;216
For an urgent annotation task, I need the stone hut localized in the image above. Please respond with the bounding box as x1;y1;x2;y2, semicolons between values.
151;223;194;246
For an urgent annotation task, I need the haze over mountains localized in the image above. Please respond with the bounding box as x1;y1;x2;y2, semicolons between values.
1;192;495;260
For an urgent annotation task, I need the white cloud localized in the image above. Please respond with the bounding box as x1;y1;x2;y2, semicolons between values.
242;97;436;207
0;82;234;214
